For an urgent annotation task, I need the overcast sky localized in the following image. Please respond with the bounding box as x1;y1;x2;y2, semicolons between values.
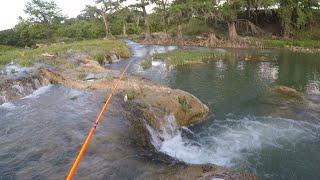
0;0;151;31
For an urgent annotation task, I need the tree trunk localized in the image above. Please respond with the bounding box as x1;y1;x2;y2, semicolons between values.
282;22;290;39
142;5;151;42
207;32;219;48
177;11;184;48
228;21;238;42
102;13;114;39
123;22;127;37
163;29;170;45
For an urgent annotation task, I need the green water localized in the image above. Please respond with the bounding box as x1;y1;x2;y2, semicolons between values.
164;49;320;179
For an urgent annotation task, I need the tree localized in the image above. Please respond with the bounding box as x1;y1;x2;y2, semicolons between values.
170;0;190;47
153;0;172;43
189;0;222;47
78;5;101;20
219;0;245;42
24;0;65;24
277;0;319;38
94;0;123;39
131;0;154;42
112;7;132;36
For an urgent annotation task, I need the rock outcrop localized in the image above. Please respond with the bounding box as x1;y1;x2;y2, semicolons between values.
0;66;50;104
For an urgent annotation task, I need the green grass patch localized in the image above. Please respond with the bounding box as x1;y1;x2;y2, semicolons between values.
140;58;152;69
178;96;190;112
0;39;130;68
125;89;140;100
260;38;320;49
0;45;18;52
152;50;225;66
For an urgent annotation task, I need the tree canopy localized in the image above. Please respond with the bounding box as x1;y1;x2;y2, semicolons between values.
1;0;320;47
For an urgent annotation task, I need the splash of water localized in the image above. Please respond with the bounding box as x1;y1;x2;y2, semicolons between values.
22;84;53;99
0;102;16;109
147;115;320;168
306;81;320;95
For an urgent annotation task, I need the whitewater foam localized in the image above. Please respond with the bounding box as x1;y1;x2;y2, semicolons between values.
149;115;320;167
0;102;16;109
22;84;53;99
306;81;320;95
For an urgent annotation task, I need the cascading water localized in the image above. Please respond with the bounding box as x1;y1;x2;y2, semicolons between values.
132;44;320;179
1;41;320;179
146;115;181;150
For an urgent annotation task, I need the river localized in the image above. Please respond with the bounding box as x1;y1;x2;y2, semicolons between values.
1;41;320;179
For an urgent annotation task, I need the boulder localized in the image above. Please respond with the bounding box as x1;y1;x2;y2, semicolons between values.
121;79;209;149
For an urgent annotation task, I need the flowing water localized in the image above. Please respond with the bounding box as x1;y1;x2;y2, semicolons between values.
1;41;320;179
141;48;320;180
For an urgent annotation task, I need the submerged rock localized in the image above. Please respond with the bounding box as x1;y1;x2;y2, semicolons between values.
244;55;276;62
261;86;303;106
256;85;320;120
168;164;257;180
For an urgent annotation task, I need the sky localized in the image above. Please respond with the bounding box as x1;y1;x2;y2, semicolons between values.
0;0;147;31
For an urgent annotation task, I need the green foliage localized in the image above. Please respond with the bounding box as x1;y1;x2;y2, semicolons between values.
153;50;225;66
24;0;65;24
295;25;320;40
78;73;86;80
0;30;20;46
1;0;320;50
261;38;320;49
140;58;152;69
55;19;105;39
126;89;139;100
183;18;211;36
92;53;106;64
0;39;130;67
0;45;18;52
278;0;319;37
14;22;57;46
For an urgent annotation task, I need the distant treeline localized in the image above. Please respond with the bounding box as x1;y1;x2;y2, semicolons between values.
1;0;320;47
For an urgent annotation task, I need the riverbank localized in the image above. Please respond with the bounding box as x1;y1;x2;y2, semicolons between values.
0;39;131;68
131;34;320;54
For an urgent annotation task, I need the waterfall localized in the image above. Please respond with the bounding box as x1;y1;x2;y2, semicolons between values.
146;115;182;150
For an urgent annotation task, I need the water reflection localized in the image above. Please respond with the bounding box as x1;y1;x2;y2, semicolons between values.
258;62;279;82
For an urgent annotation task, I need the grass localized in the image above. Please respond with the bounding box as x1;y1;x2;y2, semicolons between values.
259;38;320;49
0;39;130;68
126;89;139;100
140;58;152;69
0;45;18;52
178;96;190;112
152;50;225;66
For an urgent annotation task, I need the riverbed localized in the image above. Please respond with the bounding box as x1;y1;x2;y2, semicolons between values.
1;41;320;179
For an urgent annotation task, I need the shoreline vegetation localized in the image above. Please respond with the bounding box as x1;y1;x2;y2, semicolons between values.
1;36;319;72
0;39;130;69
141;50;225;69
133;34;320;54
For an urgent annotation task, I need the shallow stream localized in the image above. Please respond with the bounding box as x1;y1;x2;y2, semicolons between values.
1;41;320;179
